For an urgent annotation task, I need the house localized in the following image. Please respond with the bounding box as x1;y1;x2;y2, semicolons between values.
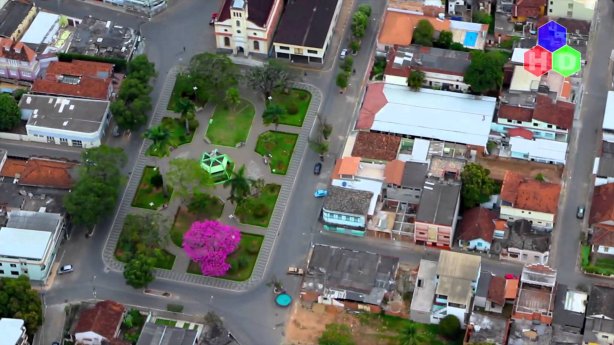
214;0;283;57
591;225;614;256
508;136;568;164
19;94;111;148
547;0;596;21
512;0;546;22
594;141;614;185
589;183;614;229
383;160;427;204
136;322;198;345
410;259;438;324
0;0;37;40
273;0;341;64
0;318;29;345
301;244;399;312
583;284;614;345
413;177;462;247
457;207;498;252
356;83;497;147
387;0;445;17
377;11;450;52
383;45;472;92
0;157;76;189
67;16;138;61
474;273;513;314
552;285;587;335
603;91;614;143
495;219;551;264
473;273;492;310
464;312;510;344
73;300;125;345
512;264;556;325
20;11;64;54
499;171;561;229
32;60;114;101
322;186;373;236
350;131;401;162
0;209;64;282
0;37;39;81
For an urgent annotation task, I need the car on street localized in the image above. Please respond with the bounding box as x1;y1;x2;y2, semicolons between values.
313;162;322;175
314;189;328;198
577;206;585;219
58;264;74;274
287;266;304;275
340;48;348;60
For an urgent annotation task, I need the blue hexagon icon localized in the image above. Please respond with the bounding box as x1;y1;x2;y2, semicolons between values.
538;21;567;53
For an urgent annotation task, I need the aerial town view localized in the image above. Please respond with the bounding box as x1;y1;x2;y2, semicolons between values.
0;0;612;343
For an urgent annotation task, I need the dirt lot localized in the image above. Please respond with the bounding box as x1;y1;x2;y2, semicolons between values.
476;155;563;183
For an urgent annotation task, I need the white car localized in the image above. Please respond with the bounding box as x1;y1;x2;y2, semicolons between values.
58;264;74;274
340;48;348;60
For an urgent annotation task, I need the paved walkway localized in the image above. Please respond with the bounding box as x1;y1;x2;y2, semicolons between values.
101;65;322;291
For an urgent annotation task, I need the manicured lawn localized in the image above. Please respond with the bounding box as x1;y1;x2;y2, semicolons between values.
155;318;177;326
187;233;263;281
581;245;614;276
255;131;298;175
169;197;224;247
269;88;311;127
146;117;196;157
235;184;281;227
206;100;254;147
357;314;462;345
132;166;172;210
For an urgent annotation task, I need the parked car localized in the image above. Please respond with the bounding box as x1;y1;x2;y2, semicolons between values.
287;266;304;275
209;12;218;25
314;189;328;198
112;125;120;137
340;48;348;60
313;162;322;175
577;206;585;219
58;264;74;274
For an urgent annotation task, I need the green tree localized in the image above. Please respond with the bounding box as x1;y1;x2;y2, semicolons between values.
189;53;239;101
176;97;196;134
245;60;291;100
341;56;354;73
12;88;26;101
336;72;349;89
464;51;507;94
144;124;170;150
0;93;21;131
450;42;467;51
460;163;497;208
535;173;546;182
357;4;372;17
309;139;329;156
118;78;152;103
120;213;162;255
0;276;43;336
123;254;155;288
351;11;368;39
320;118;333;140
263;103;285;129
397;323;428;345
413;19;434;46
318;323;355;345
223;165;251;204
111;97;149;131
439;315;461;339
435;30;453;49
249;177;266;197
407;70;425;91
127;54;157;83
166;158;213;199
350;40;361;53
224;87;241;110
472;10;492;25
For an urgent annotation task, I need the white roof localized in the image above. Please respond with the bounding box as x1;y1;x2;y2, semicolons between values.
509;137;568;163
20;12;61;45
564;290;588;313
0;318;24;345
332;178;383;216
604;91;614;131
449;20;484;32
510;66;541;92
0;228;52;260
511;48;528;64
372;84;496;146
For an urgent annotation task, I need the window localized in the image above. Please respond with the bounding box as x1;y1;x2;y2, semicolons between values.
236;20;240;26
568;3;573;8
224;37;230;47
533;122;539;126
307;49;317;54
60;138;68;144
491;301;497;308
278;46;289;50
10;264;16;268
547;124;552;128
23;269;28;274
477;242;482;247
71;140;82;147
10;271;18;276
506;118;512;123
294;48;303;55
237;30;241;34
0;270;3;274
47;136;55;143
253;41;259;51
417;279;423;288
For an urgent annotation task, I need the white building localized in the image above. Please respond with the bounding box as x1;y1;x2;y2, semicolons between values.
0;210;64;282
509;136;568;164
18;94;110;148
547;0;596;21
603;91;614;143
0;318;29;345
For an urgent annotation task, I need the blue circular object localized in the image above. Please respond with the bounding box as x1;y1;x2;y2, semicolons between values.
276;293;292;307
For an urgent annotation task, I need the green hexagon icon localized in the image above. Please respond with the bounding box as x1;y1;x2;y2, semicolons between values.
552;45;581;77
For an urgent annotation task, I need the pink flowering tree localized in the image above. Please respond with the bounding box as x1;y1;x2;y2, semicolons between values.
183;220;241;276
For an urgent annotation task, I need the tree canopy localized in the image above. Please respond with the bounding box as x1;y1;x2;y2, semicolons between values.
113;54;155;131
123;254;155;288
0;93;21;131
318;323;355;345
127;54;157;83
407;70;425;91
351;11;368;39
223;165;251;204
165;158;213;198
397;323;428;345
183;220;241;276
439;315;461;339
0;276;43;336
189;53;239;101
262;103;285;129
472;10;492;25
435;30;453;49
245;60;291;99
336;72;349;89
413;20;434;46
463;51;507;94
460;163;497;208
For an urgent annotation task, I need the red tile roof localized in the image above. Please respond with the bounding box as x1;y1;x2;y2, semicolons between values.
0;38;36;62
74;300;125;341
331;157;362;179
351;131;401;161
590;183;614;225
501;171;561;214
457;207;498;243
0;157;76;189
32;60;113;100
356;83;388;130
533;94;574;130
591;224;614;248
488;276;507;305
498;104;534;122
385;159;406;185
507;127;534;139
513;0;546;18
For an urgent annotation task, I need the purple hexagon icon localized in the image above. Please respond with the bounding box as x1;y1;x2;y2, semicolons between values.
538;21;567;52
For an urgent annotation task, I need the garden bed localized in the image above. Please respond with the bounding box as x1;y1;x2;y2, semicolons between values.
131;166;172;210
187;233;263;281
582;245;614;276
206;99;255;146
155;318;177;326
269;88;311;127
170;197;224;247
146;117;196;157
235;183;281;227
255;131;298;175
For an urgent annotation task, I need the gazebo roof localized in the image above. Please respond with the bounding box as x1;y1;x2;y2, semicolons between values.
200;152;232;174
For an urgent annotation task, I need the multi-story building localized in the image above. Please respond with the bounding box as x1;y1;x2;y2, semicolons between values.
0;38;39;81
512;264;557;325
583;284;614;345
547;0;596;22
32;60;114;101
0;318;29;345
0;0;37;41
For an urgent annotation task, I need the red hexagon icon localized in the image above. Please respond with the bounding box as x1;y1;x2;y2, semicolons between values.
523;46;553;77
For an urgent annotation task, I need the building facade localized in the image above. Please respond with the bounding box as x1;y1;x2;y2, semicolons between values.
547;0;595;21
0;318;29;345
0;38;39;81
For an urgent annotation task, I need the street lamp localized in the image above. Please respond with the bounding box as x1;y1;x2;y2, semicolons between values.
267;96;272;102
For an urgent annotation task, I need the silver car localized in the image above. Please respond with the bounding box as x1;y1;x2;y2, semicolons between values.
58;264;74;274
340;48;348;60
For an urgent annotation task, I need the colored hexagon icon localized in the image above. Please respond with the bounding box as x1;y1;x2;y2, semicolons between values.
537;21;567;52
523;46;552;77
552;45;581;77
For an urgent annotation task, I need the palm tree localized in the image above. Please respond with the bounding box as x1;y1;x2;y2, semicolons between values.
223;165;251;204
176;97;196;134
224;87;241;111
249;177;266;197
144;125;170;150
397;324;427;345
263;103;284;130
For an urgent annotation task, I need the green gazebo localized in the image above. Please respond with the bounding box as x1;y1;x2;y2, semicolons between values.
200;151;233;184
